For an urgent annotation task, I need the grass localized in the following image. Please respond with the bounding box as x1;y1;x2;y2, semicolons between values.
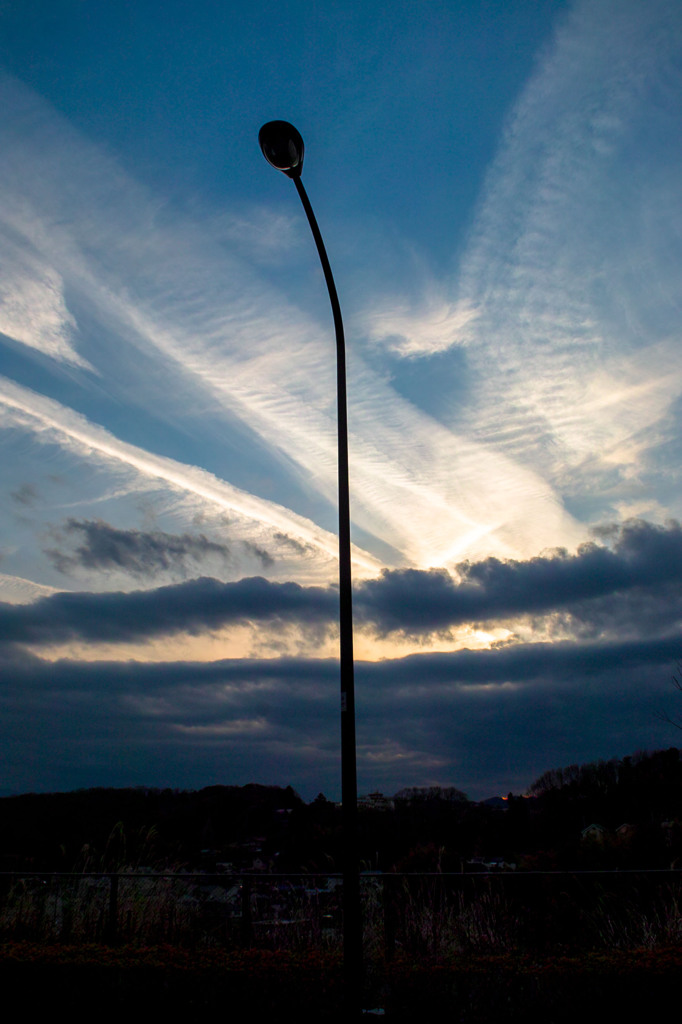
7;872;682;1019
3;870;682;955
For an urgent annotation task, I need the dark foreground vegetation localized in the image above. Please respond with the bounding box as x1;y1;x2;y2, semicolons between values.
1;942;681;1022
2;747;682;1018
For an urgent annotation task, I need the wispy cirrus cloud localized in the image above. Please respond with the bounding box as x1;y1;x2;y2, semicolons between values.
0;573;58;605
445;0;682;507
0;224;89;370
363;0;682;536
0;74;584;570
365;294;478;359
0;376;379;581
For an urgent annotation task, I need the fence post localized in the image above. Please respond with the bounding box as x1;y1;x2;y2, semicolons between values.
383;874;397;961
241;877;253;947
107;873;119;945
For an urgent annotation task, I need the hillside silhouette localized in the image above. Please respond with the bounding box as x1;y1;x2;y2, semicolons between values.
2;748;682;873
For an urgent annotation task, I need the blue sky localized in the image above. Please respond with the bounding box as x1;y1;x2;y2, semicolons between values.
1;0;682;800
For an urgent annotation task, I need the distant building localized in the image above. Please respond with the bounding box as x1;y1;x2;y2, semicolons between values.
358;792;394;811
581;823;607;843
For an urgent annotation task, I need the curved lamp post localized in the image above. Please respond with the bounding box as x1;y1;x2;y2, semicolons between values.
259;121;362;1016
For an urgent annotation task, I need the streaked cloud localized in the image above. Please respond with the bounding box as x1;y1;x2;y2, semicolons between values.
365;295;478;358
0;75;584;570
45;518;237;579
445;0;682;515
0;233;88;369
0;376;379;583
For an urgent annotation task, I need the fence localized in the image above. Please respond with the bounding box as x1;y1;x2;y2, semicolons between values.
2;870;682;955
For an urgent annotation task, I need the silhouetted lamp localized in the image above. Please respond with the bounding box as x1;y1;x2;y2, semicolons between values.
258;120;304;178
259;120;362;1019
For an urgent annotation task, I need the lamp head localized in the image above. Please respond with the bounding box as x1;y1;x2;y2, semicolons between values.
258;121;304;179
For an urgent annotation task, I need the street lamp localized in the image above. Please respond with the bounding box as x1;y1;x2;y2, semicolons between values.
259;120;362;1016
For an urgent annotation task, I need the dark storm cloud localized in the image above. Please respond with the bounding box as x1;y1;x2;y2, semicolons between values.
0;576;337;644
3;633;676;693
45;519;233;577
541;578;682;641
4;518;682;647
0;632;678;799
355;519;682;633
5;519;679;798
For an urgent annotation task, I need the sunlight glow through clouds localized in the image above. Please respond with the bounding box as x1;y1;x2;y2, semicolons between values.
0;573;58;604
359;739;448;770
33;618;515;667
173;718;269;737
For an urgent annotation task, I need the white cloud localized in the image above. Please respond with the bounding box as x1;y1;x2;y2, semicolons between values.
0;235;88;369
0;75;584;571
0;376;381;580
0;572;59;604
440;0;682;522
365;295;478;358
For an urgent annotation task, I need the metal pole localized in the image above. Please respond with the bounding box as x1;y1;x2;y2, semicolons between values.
293;175;362;1017
258;121;362;1016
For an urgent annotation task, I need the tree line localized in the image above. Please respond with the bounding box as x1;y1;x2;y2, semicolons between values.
1;748;681;873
